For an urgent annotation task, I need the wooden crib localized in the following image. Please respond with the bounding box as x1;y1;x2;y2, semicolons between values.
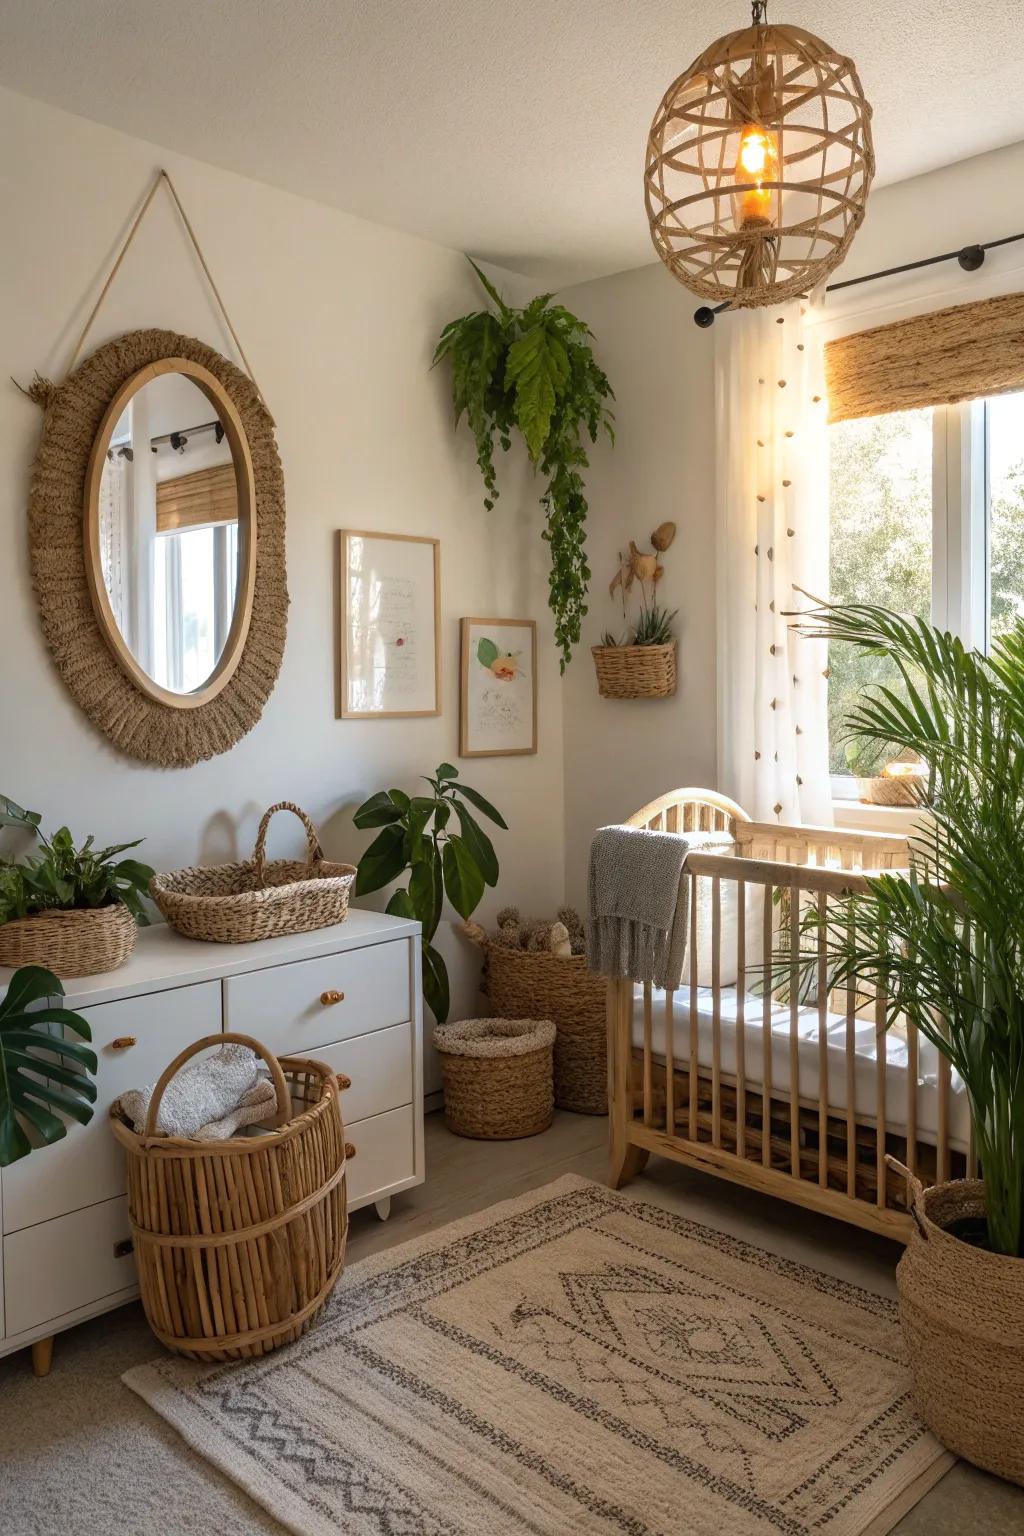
607;788;968;1242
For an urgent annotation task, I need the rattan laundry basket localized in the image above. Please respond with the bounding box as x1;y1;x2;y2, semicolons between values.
592;641;676;699
435;1018;555;1140
0;901;136;977
150;802;356;944
110;1032;350;1361
890;1159;1024;1485
466;927;608;1114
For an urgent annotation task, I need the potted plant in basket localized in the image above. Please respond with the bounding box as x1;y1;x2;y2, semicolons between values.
792;599;1024;1484
352;764;505;1025
593;522;678;698
0;795;153;977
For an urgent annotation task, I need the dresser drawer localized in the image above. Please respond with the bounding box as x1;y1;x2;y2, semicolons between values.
345;1104;416;1208
3;1196;137;1337
2;980;221;1234
306;1026;413;1126
224;940;411;1058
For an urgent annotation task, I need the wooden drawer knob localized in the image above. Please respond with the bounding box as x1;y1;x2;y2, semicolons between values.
320;989;345;1006
336;1073;352;1090
110;1036;137;1050
345;1142;356;1159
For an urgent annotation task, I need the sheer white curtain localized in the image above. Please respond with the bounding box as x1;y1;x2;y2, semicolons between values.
715;299;832;825
98;452;130;635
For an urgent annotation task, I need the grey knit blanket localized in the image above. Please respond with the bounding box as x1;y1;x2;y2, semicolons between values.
586;824;734;987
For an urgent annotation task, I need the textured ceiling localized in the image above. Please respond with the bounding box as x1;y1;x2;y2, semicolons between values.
1;1;1021;286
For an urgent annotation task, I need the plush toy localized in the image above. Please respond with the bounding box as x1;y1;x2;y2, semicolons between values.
557;905;586;956
487;908;571;956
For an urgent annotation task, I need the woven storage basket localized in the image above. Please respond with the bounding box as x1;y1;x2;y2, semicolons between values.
435;1018;555;1140
151;802;356;944
592;642;676;700
473;936;608;1114
890;1159;1024;1484
110;1032;349;1361
0;901;136;977
856;775;920;807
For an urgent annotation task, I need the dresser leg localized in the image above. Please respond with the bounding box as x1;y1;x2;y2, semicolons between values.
373;1197;392;1222
31;1336;54;1378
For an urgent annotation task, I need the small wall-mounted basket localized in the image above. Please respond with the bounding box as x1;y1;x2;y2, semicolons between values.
592;642;676;700
151;802;355;944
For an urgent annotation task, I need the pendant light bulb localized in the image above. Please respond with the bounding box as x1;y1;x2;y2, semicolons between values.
732;121;780;230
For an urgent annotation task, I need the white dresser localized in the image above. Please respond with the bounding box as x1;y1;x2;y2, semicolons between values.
0;909;424;1370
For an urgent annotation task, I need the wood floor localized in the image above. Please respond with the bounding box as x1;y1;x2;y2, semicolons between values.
1;1109;1021;1535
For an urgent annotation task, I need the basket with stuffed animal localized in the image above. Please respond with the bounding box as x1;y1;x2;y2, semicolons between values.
462;907;607;1115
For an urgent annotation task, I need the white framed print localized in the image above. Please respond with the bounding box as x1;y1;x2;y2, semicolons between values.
459;617;537;757
338;530;440;718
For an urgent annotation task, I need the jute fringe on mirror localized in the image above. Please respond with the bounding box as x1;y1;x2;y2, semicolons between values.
26;328;287;766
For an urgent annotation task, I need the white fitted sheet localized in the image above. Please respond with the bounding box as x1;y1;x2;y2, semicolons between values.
632;983;969;1153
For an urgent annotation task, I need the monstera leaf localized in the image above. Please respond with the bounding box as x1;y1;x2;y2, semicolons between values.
0;965;97;1167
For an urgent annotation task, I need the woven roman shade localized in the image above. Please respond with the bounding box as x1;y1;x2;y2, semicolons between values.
156;463;237;532
825;292;1024;423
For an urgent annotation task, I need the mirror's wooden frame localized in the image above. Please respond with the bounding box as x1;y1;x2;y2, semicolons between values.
83;358;257;710
26;329;288;768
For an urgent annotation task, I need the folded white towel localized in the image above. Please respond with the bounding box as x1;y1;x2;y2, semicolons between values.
114;1043;280;1140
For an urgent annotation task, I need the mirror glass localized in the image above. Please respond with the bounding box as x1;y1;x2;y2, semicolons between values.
93;368;250;697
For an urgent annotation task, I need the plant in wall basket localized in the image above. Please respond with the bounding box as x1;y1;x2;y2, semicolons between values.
353;763;505;1024
0;965;96;1167
594;521;678;699
433;261;614;671
0;794;154;977
788;599;1024;1482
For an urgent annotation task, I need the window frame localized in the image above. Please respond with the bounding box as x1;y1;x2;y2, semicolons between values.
830;395;998;805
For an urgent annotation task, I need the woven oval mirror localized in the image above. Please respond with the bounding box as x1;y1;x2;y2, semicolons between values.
27;329;288;767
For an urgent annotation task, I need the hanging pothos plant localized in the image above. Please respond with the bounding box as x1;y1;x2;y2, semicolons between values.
433;261;614;670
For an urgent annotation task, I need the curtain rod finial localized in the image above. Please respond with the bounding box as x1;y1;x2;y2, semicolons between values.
694;306;716;329
958;245;985;272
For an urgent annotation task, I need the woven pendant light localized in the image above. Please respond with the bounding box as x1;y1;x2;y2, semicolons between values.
644;1;874;308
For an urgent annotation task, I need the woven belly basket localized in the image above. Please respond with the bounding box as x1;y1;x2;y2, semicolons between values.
110;1033;349;1361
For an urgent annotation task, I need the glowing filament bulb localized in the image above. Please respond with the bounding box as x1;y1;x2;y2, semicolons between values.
733;122;780;230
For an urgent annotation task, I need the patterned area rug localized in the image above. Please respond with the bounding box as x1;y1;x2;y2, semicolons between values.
124;1175;952;1536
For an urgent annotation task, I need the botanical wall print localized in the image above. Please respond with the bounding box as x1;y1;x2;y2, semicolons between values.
338;530;440;718
460;618;537;757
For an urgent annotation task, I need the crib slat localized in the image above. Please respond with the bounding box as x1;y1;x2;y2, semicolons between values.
711;876;722;1147
667;803;680;834
817;896;828;1189
762;883;773;1169
642;981;653;1127
906;1016;918;1182
789;885;800;1178
735;879;746;1159
875;964;888;1209
665;986;675;1138
689;872;698;1141
846;912;856;1200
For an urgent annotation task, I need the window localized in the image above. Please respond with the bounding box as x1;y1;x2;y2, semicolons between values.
828;389;1024;791
152;522;239;693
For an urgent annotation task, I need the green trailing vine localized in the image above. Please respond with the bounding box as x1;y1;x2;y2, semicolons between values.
433;261;614;670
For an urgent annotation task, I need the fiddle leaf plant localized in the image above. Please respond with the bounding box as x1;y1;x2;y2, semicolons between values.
433;260;614;671
353;763;506;1024
0;965;97;1167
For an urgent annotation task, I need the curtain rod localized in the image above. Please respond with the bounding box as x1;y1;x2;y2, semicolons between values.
692;232;1024;327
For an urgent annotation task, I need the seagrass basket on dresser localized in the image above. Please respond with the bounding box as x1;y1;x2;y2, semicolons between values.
465;925;608;1115
0;900;136;976
110;1032;350;1361
592;641;676;700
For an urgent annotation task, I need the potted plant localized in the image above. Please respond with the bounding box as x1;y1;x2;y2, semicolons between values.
352;763;505;1024
433;262;614;672
0;964;96;1165
593;523;678;698
0;795;153;977
794;599;1024;1484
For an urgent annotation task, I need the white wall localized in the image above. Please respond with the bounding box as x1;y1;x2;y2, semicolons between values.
557;264;717;907
0;87;565;1090
558;138;1024;900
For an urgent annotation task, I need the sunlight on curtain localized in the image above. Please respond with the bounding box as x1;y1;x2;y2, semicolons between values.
715;299;832;824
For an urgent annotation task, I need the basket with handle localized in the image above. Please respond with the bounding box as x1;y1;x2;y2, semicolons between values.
150;802;357;943
110;1032;351;1361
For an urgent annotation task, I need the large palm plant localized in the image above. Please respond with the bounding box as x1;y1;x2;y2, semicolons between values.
793;601;1024;1258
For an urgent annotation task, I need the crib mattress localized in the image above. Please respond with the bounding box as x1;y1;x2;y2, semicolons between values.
632;983;970;1153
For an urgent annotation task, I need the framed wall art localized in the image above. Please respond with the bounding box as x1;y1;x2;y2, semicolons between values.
337;530;440;718
459;617;537;757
